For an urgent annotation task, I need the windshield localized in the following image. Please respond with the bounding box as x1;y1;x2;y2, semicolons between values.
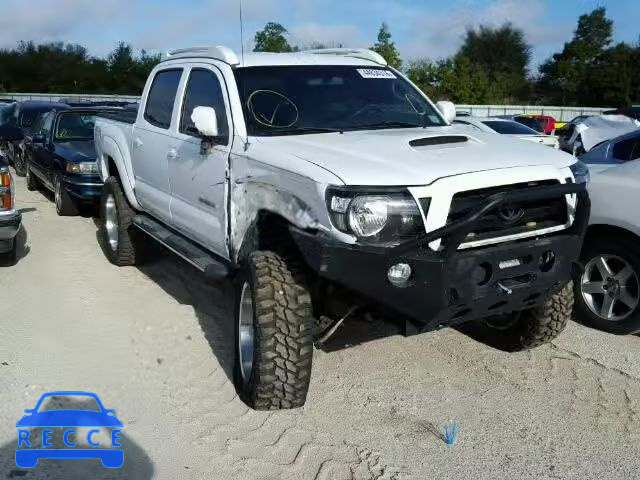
0;105;14;126
234;66;445;136
55;112;96;140
483;120;540;135
20;108;55;132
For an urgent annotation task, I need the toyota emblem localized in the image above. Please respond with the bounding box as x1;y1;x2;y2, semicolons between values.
498;206;525;223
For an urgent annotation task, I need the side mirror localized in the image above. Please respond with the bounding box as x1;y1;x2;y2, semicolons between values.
32;134;45;144
191;106;218;138
0;125;23;142
436;101;456;125
23;409;33;414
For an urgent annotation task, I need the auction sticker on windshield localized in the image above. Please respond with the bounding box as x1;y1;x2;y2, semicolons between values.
357;69;397;79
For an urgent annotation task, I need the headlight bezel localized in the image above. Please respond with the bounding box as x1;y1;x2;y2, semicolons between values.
569;160;590;184
326;186;426;245
66;161;99;175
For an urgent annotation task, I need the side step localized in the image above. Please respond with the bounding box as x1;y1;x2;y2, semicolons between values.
133;215;231;279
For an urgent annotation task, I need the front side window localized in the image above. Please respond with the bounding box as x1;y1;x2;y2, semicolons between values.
234;66;445;136
144;69;183;129
39;112;54;138
55;113;96;140
180;69;229;143
20;108;54;132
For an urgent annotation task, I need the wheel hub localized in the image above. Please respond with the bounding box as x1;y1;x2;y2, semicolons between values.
103;194;119;252
581;254;640;321
238;282;255;383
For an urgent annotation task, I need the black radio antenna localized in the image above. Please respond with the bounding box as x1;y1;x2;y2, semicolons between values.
239;0;246;65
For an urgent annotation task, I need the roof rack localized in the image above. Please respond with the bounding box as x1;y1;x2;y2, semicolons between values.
162;46;240;66
302;48;387;66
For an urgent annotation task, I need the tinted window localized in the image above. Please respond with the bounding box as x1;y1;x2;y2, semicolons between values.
234;66;445;136
55;113;96;140
612;138;637;162
39;112;54;139
144;69;183;129
483;120;539;135
20;107;55;131
514;116;544;132
180;69;229;142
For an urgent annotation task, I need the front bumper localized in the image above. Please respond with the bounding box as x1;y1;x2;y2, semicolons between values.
0;210;21;252
62;175;103;201
291;183;590;330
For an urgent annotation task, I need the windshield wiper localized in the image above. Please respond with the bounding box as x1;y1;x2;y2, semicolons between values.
349;121;426;131
261;127;344;136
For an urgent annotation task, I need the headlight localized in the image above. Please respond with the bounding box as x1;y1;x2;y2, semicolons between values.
570;160;590;184
66;162;98;174
327;188;425;244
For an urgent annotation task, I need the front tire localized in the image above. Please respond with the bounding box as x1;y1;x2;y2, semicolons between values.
99;176;145;266
0;238;17;267
485;283;573;351
234;251;314;410
575;235;640;334
54;174;79;216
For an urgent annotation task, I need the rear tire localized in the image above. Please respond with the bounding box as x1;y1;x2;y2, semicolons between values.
13;151;26;177
486;283;573;351
99;176;145;266
54;174;79;216
234;251;314;410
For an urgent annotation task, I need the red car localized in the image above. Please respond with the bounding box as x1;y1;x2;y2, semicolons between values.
527;114;556;135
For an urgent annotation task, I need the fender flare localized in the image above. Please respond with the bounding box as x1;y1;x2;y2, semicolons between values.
98;136;141;211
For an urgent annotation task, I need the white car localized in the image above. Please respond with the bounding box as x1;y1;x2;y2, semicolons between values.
94;46;589;409
454;117;560;148
574;131;640;333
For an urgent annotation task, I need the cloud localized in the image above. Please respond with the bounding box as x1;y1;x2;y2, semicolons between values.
395;0;574;67
289;23;363;49
0;0;128;48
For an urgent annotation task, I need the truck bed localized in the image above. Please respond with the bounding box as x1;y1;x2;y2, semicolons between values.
96;109;137;124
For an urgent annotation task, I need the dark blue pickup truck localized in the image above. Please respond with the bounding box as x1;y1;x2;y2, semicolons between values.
25;107;121;216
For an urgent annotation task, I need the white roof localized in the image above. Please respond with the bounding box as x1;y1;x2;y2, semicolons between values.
162;46;384;68
237;52;380;68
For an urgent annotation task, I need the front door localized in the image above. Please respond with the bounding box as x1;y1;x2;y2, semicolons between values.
132;68;184;224
168;64;232;259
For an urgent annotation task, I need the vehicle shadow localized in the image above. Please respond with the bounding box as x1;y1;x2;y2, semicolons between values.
136;248;237;384
1;224;29;267
0;396;154;479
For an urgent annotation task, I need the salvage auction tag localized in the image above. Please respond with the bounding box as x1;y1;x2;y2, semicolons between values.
499;259;521;269
357;69;397;79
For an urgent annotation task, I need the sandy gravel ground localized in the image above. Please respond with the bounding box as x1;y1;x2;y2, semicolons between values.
1;171;640;480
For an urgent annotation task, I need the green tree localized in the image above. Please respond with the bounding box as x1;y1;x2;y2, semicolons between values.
253;22;294;53
371;23;402;69
538;7;615;105
456;23;531;102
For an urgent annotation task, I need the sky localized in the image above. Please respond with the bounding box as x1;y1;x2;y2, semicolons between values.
0;0;638;69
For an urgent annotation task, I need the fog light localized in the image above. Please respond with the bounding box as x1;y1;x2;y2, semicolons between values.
388;263;412;287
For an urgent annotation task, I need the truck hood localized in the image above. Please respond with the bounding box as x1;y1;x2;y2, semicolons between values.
254;126;576;186
56;140;97;163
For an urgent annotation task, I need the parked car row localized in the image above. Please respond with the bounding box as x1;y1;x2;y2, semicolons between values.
1;47;639;411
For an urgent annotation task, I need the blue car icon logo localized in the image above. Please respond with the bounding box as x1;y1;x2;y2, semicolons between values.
15;391;124;468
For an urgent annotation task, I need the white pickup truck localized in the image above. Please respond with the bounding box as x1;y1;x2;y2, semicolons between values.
94;46;590;410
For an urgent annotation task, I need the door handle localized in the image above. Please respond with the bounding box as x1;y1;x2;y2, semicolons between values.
167;148;178;159
134;138;143;148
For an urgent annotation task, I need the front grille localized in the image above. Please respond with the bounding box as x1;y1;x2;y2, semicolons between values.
447;180;568;243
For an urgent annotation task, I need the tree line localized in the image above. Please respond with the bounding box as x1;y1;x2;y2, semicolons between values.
0;7;637;107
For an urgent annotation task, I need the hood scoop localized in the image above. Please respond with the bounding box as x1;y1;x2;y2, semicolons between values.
409;135;469;147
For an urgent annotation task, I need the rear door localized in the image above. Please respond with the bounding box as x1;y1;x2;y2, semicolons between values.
132;68;184;224
30;112;55;188
168;64;232;257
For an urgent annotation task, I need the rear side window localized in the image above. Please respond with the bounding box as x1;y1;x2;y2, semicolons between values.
483;120;538;135
612;138;637;162
144;69;183;129
180;69;229;143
